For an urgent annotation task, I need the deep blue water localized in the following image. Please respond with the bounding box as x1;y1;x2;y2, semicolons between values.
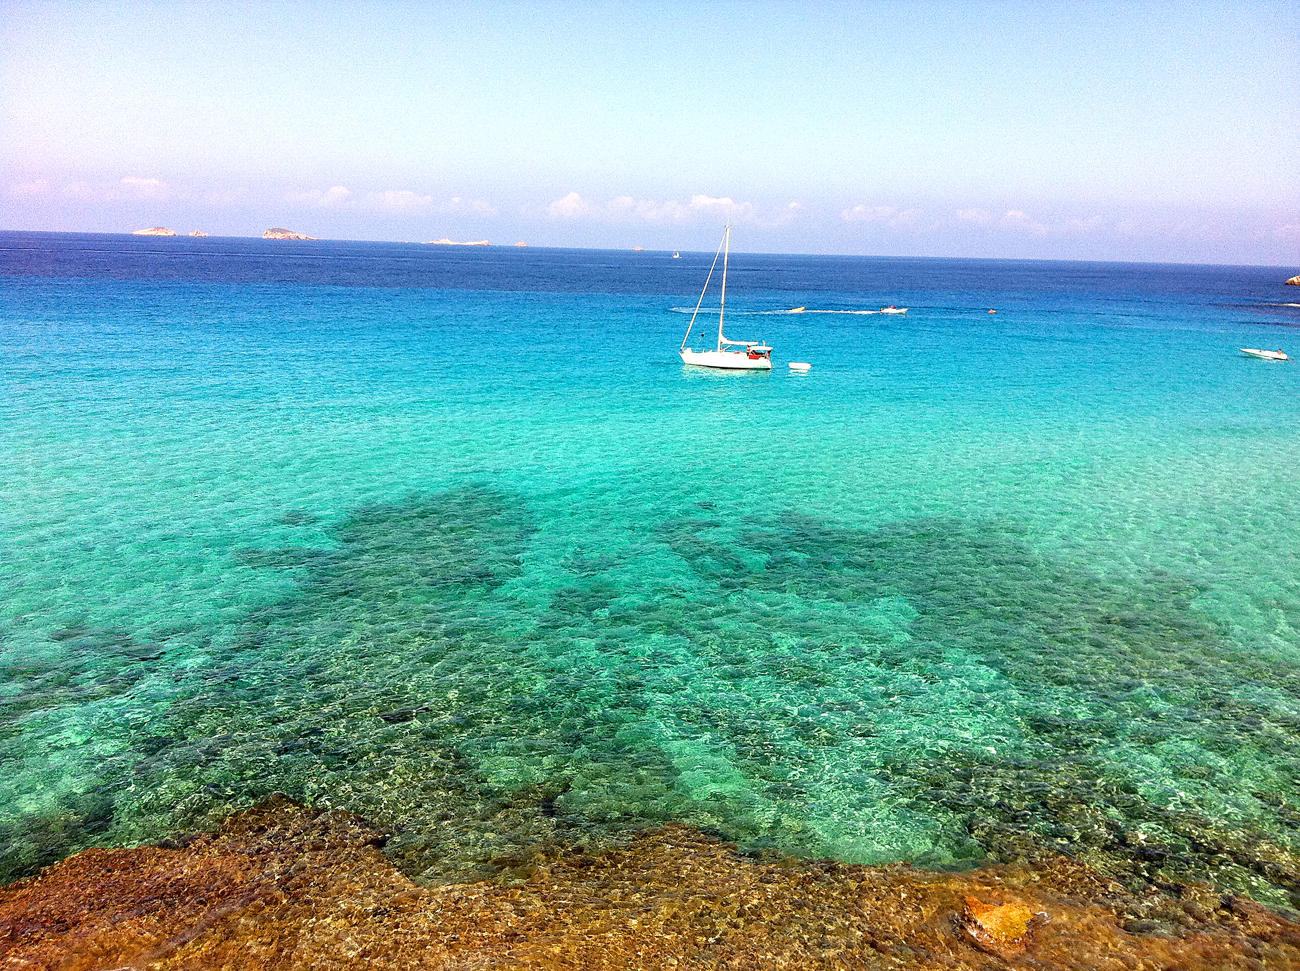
2;232;1299;906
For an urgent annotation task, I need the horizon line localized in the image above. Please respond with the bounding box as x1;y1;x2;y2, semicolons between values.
1;228;1296;272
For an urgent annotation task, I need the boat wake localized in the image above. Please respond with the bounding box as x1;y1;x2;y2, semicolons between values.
670;307;882;316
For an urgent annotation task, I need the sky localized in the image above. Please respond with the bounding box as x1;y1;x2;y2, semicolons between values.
2;0;1297;263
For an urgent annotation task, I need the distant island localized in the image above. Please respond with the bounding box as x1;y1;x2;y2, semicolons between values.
514;241;527;247
1287;275;1299;286
132;227;176;236
189;230;209;237
423;238;490;246
263;228;318;240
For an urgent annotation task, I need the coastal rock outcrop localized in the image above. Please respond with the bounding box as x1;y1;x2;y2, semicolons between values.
131;227;176;236
263;228;317;240
189;230;208;237
423;238;490;246
2;797;1296;970
960;895;1041;959
1286;275;1300;285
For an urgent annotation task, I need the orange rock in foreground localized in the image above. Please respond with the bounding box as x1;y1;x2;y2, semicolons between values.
1;798;1297;970
961;895;1040;957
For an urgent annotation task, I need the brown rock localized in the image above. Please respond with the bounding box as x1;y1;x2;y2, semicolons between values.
1286;275;1300;285
960;895;1040;957
1;798;1297;970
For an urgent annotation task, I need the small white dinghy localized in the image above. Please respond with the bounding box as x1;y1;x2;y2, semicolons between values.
879;305;908;315
1240;348;1290;361
789;362;811;372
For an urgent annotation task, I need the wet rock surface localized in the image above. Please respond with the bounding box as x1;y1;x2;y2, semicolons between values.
2;798;1297;970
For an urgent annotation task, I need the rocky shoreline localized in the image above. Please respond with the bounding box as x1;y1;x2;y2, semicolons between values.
2;797;1296;969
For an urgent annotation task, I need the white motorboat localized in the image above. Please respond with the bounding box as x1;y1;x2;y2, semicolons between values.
879;305;907;315
1240;348;1290;361
679;226;772;370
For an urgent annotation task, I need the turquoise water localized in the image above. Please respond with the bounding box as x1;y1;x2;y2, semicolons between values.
3;234;1299;906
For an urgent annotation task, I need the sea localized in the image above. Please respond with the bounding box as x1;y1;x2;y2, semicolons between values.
2;232;1298;907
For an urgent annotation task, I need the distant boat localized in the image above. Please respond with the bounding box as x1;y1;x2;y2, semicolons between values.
788;306;806;313
679;227;773;370
879;305;907;315
1240;348;1290;361
673;251;681;259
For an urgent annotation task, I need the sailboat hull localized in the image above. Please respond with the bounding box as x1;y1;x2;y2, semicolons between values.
680;349;772;370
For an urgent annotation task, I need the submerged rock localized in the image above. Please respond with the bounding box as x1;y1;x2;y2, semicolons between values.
960;895;1041;958
1;798;1297;970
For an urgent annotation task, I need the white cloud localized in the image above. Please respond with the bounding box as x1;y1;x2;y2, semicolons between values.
284;185;456;215
120;176;172;200
547;191;594;219
1061;215;1105;235
320;185;352;207
287;185;353;208
687;194;755;222
446;196;497;216
769;201;803;227
1167;216;1219;241
608;194;681;222
842;204;921;228
363;189;433;214
955;207;993;226
9;179;51;196
843;205;892;223
203;187;246;206
1000;209;1047;237
548;191;772;225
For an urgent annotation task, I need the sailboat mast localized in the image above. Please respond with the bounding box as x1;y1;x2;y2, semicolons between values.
717;225;730;352
682;231;726;351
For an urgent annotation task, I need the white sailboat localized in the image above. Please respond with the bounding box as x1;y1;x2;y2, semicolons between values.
679;227;773;370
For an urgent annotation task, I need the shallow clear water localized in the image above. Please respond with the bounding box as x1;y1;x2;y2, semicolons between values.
3;233;1299;905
